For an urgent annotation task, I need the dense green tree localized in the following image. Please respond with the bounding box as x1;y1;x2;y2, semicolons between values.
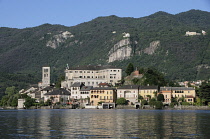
125;63;134;76
55;75;65;88
0;95;9;106
143;68;167;86
116;98;127;105
157;94;164;102
5;86;16;96
141;100;148;105
149;98;156;107
197;82;210;105
155;101;163;109
24;97;36;109
0;86;19;107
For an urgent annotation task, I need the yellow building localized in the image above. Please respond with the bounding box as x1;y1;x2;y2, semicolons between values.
139;86;158;101
90;87;117;106
159;87;196;104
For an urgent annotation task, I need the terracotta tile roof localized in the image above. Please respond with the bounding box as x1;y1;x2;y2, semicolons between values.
80;86;93;91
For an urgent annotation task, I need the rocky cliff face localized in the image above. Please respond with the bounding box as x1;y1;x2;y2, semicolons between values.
46;31;74;49
144;41;160;55
108;38;132;63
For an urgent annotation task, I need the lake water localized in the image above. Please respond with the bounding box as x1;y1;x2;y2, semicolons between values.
0;109;210;138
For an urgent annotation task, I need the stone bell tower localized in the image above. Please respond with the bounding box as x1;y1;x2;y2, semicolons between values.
42;67;50;87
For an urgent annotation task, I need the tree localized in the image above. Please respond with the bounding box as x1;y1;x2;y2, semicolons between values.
143;68;167;86
132;78;140;85
141;100;148;105
55;75;65;88
45;99;52;106
5;86;16;96
116;98;127;105
138;95;143;102
155;101;163;109
157;94;164;102
153;91;158;99
146;95;151;99
198;82;210;105
24;97;35;109
125;63;134;76
149;98;156;107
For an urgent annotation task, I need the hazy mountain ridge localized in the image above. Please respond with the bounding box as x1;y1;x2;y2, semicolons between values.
0;9;210;81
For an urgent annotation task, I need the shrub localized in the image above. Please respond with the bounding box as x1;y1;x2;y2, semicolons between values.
141;100;148;105
181;102;190;105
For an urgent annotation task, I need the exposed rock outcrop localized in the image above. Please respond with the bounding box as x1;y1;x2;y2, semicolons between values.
108;38;132;63
46;31;74;49
144;41;160;55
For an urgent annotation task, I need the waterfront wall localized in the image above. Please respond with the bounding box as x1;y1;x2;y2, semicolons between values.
173;105;210;110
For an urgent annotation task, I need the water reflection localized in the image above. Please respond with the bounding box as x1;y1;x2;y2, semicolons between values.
0;109;210;138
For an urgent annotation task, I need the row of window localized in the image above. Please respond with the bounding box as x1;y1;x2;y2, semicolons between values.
80;92;89;94
72;92;89;94
119;90;156;93
91;91;113;94
174;91;191;93
79;76;105;79
69;70;120;73
90;95;113;100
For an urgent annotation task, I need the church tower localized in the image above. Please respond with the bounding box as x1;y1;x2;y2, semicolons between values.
42;67;50;87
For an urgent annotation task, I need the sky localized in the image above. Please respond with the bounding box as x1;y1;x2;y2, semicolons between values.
0;0;210;29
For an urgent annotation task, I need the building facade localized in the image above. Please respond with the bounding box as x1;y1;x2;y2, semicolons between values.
117;85;139;104
90;87;117;106
159;87;196;104
139;86;158;101
44;88;70;104
61;65;122;88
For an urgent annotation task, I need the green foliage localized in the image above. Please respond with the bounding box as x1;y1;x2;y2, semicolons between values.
5;86;16;96
116;98;127;105
143;68;167;86
132;78;140;85
141;100;148;105
157;94;164;102
155;101;163;109
98;101;104;105
24;97;36;109
45;99;52;106
197;82;210;105
125;63;134;76
181;102;190;105
55;75;65;88
149;98;156;107
0;72;38;99
138;95;143;100
170;103;175;108
0;10;210;94
171;97;178;105
0;86;20;107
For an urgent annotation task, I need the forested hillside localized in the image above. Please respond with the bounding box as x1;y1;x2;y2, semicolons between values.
0;9;210;93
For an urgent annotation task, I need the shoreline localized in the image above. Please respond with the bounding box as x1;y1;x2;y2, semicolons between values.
1;105;210;110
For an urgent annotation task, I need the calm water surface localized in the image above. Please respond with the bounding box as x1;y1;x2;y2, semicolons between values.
0;109;210;138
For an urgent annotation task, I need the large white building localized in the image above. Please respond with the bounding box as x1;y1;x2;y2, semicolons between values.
61;65;122;88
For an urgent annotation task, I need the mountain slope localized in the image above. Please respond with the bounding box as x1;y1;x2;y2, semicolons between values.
0;10;210;81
